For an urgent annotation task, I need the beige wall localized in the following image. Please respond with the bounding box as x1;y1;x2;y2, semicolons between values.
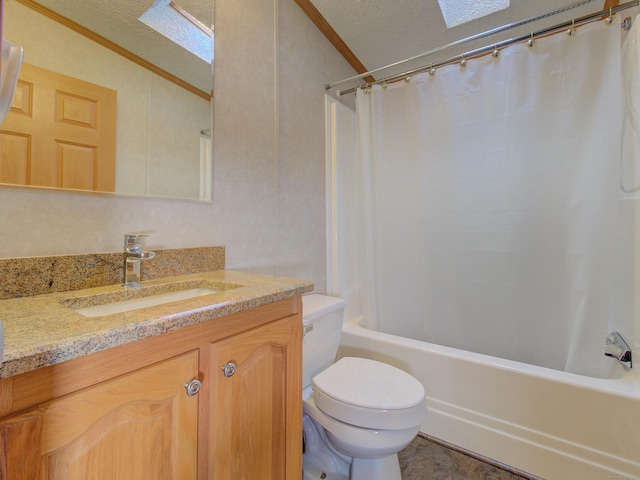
0;0;355;292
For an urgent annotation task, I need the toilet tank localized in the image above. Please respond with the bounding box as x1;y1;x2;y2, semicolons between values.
302;294;346;389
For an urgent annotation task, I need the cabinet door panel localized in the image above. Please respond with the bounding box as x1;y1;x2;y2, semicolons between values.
0;410;44;479
0;351;199;480
209;315;302;480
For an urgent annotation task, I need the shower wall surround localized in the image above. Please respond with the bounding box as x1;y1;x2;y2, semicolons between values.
0;0;355;291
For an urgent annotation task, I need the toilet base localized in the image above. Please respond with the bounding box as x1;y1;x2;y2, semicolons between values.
303;413;404;480
303;458;349;480
351;455;401;480
303;414;350;479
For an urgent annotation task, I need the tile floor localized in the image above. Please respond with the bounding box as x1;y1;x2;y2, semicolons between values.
398;434;541;480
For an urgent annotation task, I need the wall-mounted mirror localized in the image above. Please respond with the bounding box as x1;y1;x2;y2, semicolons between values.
1;0;214;201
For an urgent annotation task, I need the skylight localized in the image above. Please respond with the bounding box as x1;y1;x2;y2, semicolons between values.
437;0;510;28
139;0;213;64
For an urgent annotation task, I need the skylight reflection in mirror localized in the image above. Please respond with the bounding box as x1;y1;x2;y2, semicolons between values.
139;0;213;64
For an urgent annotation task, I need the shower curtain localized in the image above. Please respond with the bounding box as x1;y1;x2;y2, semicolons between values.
353;20;634;377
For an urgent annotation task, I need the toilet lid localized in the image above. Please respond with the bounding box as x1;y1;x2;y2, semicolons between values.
312;357;426;429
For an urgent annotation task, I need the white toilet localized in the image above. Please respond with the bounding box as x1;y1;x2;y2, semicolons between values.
302;294;426;480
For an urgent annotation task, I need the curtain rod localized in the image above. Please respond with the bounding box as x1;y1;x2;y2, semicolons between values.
332;1;639;96
326;0;634;93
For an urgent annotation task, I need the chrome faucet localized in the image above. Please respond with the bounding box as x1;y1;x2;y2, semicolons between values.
605;331;632;368
123;234;156;287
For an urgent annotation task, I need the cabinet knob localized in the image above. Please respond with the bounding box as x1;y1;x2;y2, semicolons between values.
221;361;237;378
184;379;202;396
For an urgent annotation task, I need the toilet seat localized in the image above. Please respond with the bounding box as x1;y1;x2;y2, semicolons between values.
312;357;426;430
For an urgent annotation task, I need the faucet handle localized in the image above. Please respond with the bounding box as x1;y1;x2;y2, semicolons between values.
124;233;149;253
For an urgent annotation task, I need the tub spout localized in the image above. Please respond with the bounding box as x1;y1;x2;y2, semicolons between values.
605;332;632;368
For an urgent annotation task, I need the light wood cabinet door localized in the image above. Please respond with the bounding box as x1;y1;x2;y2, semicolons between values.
0;351;199;480
208;315;302;480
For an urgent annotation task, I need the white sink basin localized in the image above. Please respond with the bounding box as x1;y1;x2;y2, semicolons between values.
73;288;218;317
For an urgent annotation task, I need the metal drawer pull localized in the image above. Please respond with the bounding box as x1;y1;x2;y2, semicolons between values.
222;361;237;378
184;379;202;396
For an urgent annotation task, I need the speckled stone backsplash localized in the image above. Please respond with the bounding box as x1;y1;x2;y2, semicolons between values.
0;246;225;299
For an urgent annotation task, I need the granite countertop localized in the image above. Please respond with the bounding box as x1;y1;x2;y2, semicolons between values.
0;270;313;379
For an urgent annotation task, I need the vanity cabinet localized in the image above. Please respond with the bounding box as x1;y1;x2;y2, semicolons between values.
0;297;303;480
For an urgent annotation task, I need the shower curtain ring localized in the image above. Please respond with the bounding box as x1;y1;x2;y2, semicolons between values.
527;32;535;48
567;19;576;36
492;45;500;58
460;54;467;67
605;8;616;25
429;64;436;76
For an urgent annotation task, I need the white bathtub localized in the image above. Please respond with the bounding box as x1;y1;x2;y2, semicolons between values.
338;317;640;480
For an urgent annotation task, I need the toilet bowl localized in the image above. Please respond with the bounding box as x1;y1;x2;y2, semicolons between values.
302;294;426;480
